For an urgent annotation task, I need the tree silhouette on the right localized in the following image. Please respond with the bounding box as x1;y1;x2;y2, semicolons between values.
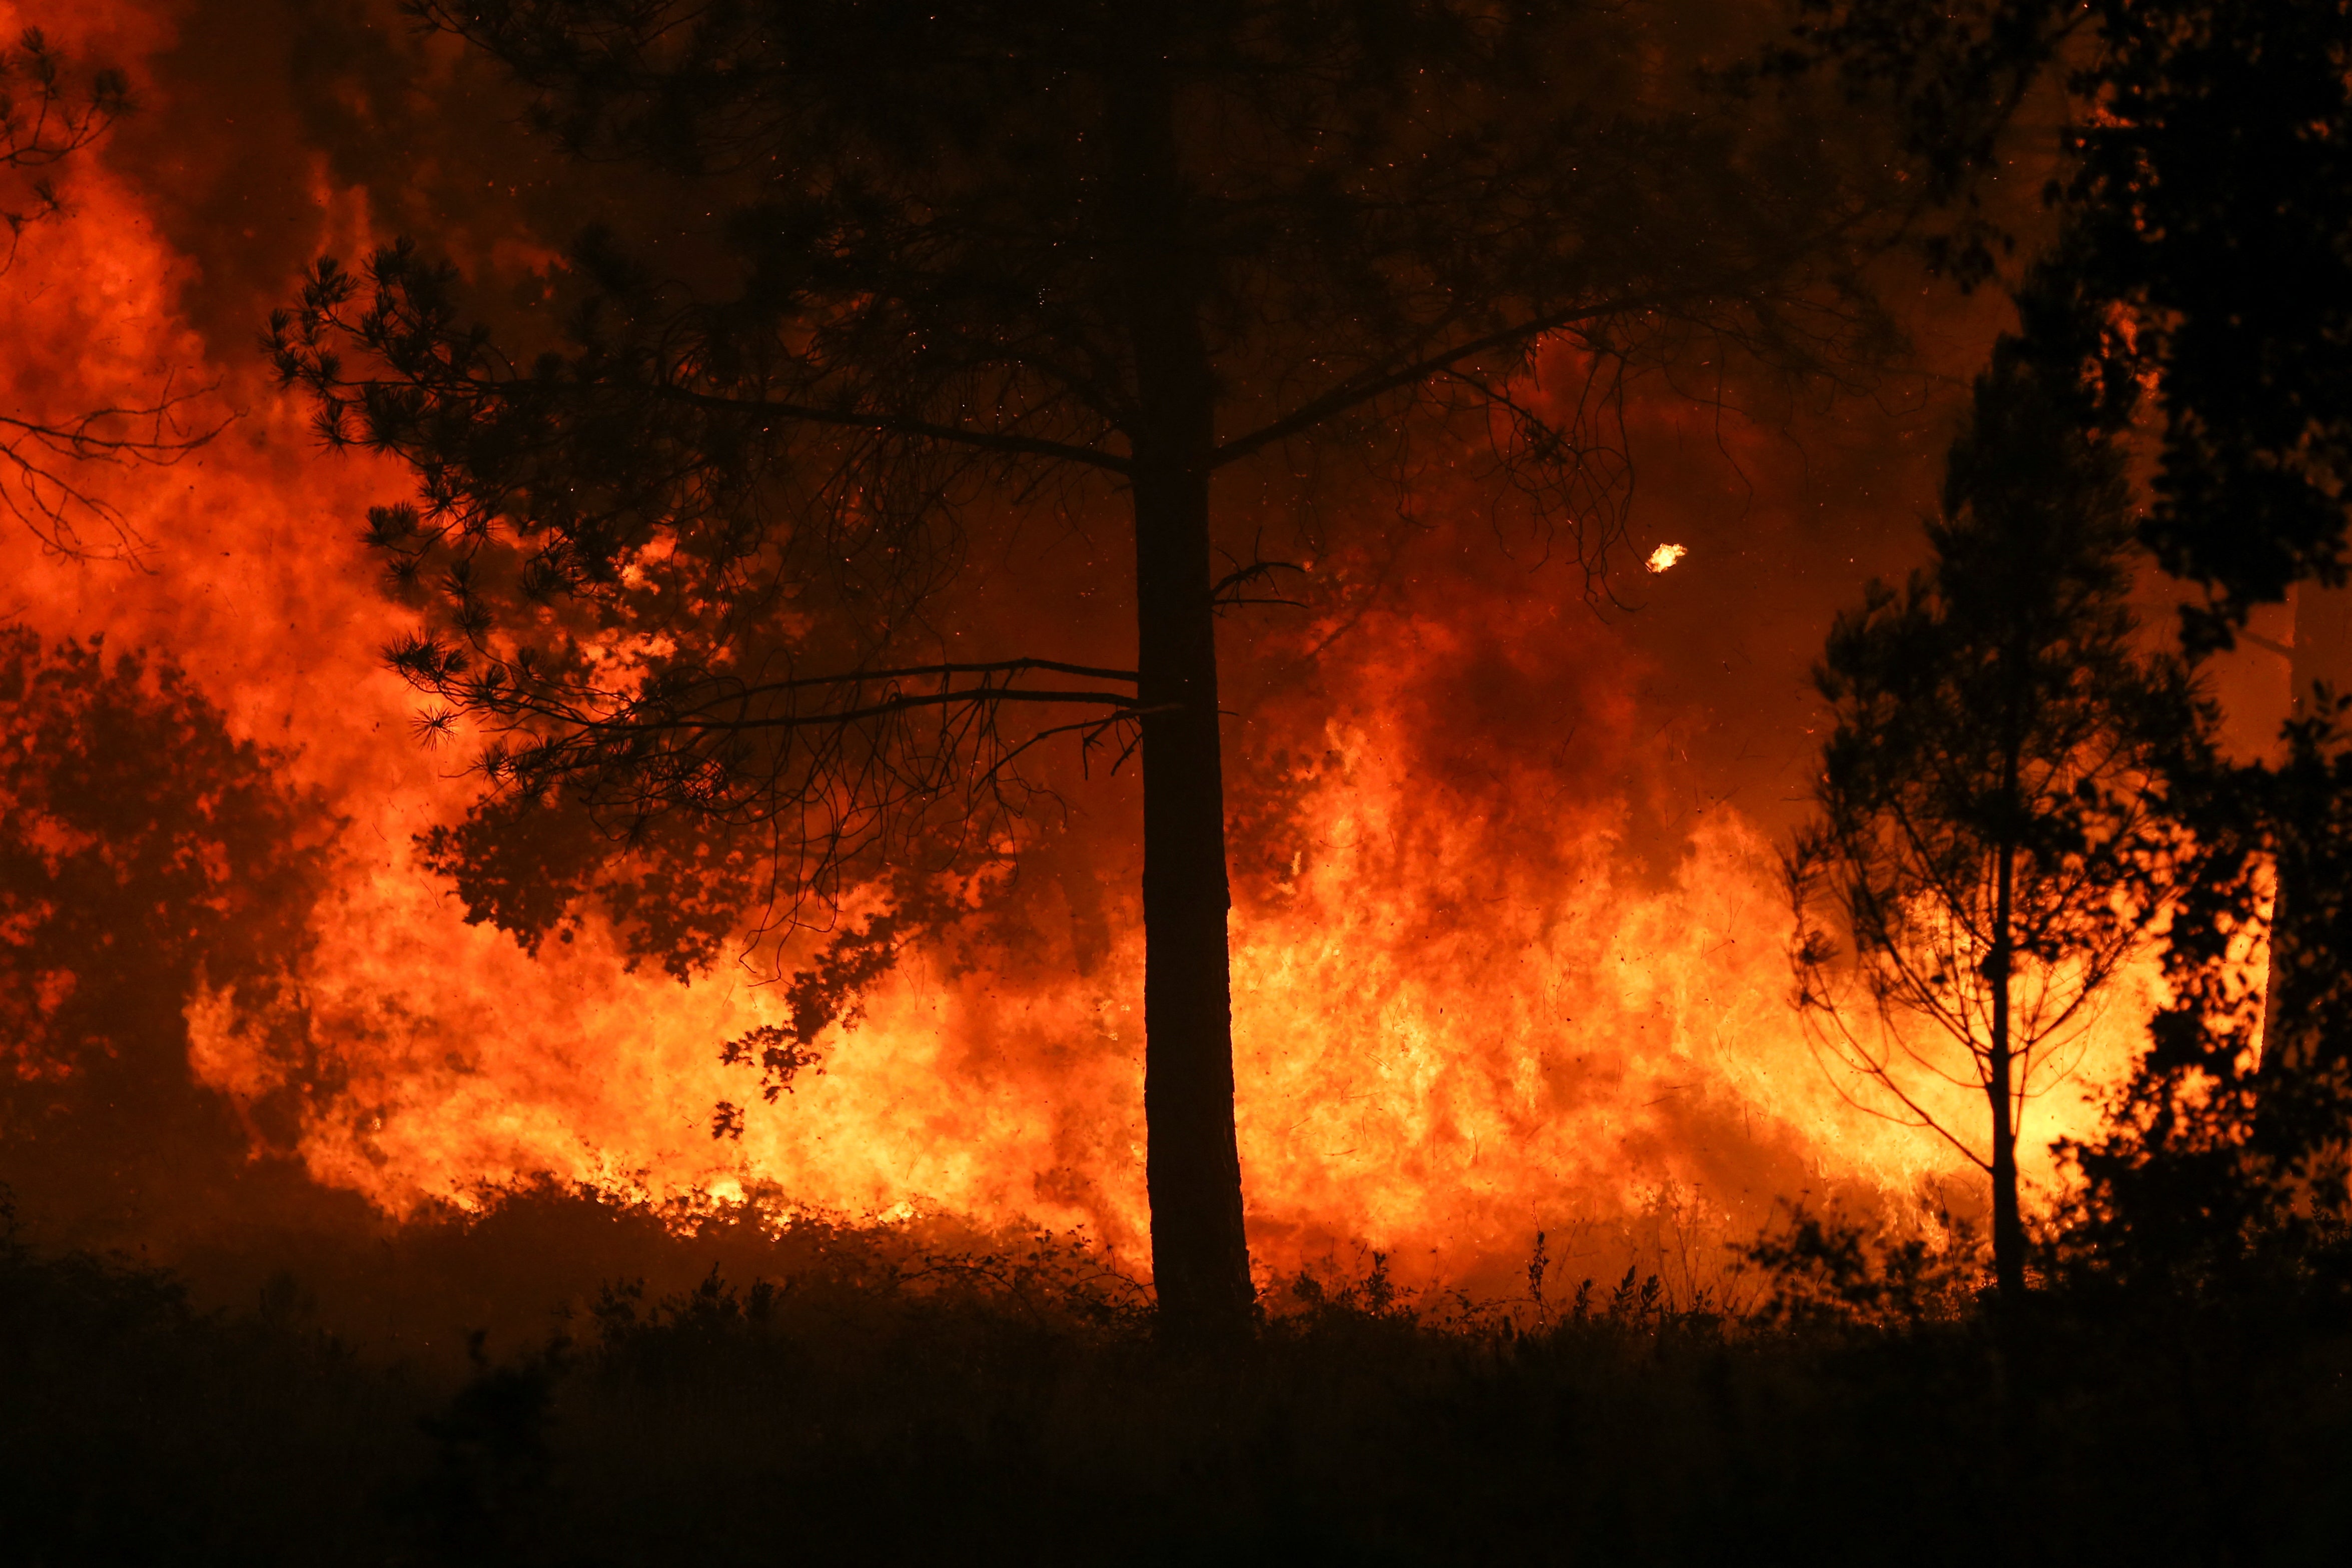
1781;0;2352;643
1789;335;2209;1302
1777;0;2352;1291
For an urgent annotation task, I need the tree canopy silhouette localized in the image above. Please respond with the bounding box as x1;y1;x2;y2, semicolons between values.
0;626;331;1240
274;0;1910;1336
2053;702;2352;1294
1789;334;2208;1301
1780;0;2352;643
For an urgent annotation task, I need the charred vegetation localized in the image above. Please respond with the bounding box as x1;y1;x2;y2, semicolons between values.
7;1181;2352;1567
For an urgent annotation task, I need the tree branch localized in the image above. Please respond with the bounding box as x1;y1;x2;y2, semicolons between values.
1208;294;1659;469
653;384;1133;475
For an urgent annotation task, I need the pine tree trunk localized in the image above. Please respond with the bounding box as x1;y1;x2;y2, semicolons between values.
1111;52;1256;1341
1987;1043;2025;1301
1133;458;1254;1339
1987;839;2026;1303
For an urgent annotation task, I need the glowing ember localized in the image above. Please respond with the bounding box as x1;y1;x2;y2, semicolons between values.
1646;543;1689;573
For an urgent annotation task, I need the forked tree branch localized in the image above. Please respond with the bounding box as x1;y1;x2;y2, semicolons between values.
654;384;1134;475
0;381;227;560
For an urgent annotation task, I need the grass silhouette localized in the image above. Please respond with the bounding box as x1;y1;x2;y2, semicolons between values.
8;1182;2351;1567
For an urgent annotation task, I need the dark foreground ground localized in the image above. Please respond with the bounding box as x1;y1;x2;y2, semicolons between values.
6;1189;2349;1568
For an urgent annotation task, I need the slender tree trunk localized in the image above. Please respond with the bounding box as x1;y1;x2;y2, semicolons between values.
1133;453;1254;1339
2259;582;2307;1086
1987;836;2026;1303
2260;579;2352;1096
1110;56;1255;1340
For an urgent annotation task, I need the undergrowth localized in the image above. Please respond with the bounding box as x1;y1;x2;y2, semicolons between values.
6;1187;2350;1567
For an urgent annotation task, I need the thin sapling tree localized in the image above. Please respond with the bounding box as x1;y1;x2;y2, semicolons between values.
1789;335;2208;1301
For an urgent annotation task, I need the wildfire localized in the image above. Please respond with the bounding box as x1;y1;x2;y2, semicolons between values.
3;0;2160;1297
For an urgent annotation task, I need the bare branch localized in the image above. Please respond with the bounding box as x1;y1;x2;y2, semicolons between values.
0;379;228;561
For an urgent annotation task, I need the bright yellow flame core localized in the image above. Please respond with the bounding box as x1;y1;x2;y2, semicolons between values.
1647;543;1689;573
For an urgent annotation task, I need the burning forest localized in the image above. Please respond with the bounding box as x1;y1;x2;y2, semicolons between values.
6;2;2352;1563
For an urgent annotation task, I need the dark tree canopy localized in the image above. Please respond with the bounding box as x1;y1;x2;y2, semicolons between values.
1785;0;2352;643
2060;1;2352;639
0;627;332;1238
2058;709;2352;1292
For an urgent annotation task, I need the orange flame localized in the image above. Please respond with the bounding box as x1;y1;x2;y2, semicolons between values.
4;0;2165;1295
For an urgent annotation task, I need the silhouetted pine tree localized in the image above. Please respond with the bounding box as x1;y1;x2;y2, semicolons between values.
1789;333;2210;1302
272;0;1919;1336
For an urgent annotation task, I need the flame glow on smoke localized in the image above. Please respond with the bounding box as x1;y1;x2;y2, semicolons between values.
4;0;2158;1291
